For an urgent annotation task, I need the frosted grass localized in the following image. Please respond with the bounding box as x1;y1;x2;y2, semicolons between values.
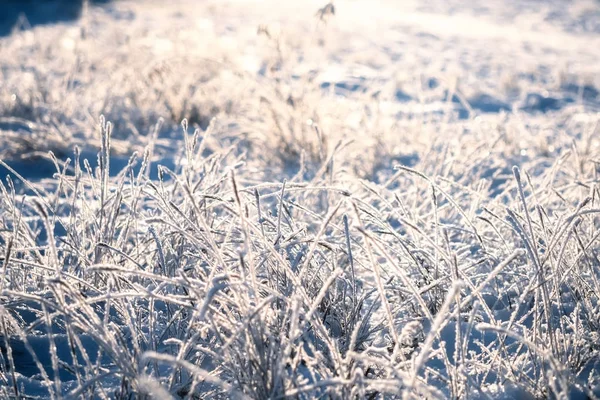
0;0;600;398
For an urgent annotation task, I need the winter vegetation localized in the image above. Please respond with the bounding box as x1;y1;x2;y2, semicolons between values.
1;0;600;398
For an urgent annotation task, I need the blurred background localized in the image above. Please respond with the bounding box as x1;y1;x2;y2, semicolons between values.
1;0;111;36
0;0;599;183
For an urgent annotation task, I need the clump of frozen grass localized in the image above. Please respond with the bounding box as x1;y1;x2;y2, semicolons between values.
1;109;600;399
1;0;600;399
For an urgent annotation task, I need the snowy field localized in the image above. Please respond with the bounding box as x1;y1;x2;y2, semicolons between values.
1;0;600;398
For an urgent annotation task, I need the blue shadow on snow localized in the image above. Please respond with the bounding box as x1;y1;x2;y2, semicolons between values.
0;0;111;37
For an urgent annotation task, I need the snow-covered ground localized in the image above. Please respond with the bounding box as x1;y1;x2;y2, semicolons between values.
0;0;600;398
